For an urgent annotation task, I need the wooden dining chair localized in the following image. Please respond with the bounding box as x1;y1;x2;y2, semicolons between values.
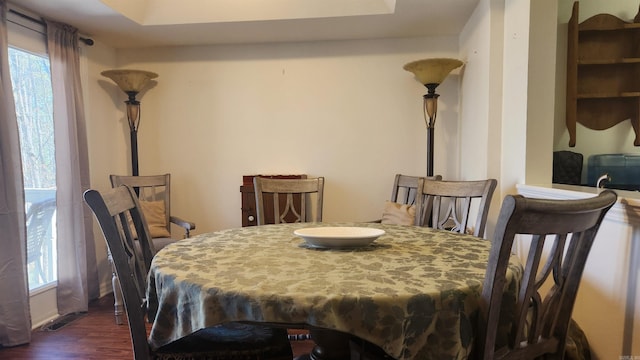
252;176;324;344
110;174;194;238
414;178;497;237
349;190;617;360
83;186;293;360
108;173;195;324
476;189;617;360
253;176;324;225
390;174;442;205
376;174;442;224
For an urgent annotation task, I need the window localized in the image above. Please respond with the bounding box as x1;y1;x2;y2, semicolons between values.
8;14;57;291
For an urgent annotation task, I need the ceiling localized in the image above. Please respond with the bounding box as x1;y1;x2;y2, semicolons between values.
11;0;479;48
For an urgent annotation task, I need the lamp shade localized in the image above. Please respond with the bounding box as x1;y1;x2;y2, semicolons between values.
101;69;158;94
403;58;463;85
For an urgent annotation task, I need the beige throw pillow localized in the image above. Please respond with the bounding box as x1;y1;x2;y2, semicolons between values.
129;200;171;238
380;201;416;225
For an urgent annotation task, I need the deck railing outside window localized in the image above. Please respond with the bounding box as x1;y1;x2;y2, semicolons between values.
24;188;57;290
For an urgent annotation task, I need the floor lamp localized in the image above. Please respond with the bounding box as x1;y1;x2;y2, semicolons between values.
101;69;158;176
403;58;463;177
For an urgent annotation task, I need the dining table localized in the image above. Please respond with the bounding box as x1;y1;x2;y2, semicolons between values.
146;222;523;360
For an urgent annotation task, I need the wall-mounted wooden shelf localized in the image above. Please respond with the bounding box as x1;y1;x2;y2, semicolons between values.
566;1;640;146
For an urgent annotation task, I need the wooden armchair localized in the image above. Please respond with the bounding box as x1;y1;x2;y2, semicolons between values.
107;173;195;325
110;174;194;238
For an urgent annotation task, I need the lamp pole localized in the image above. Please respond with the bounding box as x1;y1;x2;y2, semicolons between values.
423;84;439;177
125;92;141;176
130;128;139;176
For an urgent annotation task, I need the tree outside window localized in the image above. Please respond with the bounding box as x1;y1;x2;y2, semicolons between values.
9;46;57;290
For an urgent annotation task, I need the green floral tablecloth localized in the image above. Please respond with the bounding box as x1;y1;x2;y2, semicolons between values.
147;223;522;360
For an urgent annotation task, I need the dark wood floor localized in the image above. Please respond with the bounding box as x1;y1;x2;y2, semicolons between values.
0;293;314;359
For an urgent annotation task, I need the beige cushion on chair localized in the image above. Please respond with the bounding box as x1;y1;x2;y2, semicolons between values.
141;200;171;238
380;201;416;225
129;200;171;238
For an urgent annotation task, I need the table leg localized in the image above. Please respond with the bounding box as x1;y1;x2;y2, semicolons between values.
294;328;352;360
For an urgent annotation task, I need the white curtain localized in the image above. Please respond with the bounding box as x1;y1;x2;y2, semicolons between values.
45;19;99;315
0;0;31;346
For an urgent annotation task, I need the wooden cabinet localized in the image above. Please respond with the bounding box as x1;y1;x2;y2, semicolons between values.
240;174;306;227
566;1;640;147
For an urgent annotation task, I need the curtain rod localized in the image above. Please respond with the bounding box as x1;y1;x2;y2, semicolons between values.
8;8;94;46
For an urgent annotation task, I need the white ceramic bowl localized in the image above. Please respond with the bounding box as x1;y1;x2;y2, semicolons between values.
293;227;385;249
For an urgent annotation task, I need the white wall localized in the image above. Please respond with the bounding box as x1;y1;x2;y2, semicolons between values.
459;0;495;183
458;0;557;236
98;37;461;235
83;40;126;296
459;0;505;237
526;0;557;185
